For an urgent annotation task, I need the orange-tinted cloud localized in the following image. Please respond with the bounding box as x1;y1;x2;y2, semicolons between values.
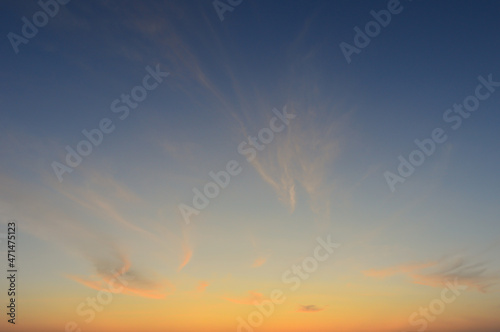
178;239;193;271
363;261;437;278
223;291;265;305
197;281;209;293
364;256;500;293
53;172;157;239
68;251;173;299
252;257;267;268
178;248;192;271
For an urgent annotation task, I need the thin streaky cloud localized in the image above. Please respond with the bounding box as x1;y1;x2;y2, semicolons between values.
297;304;327;312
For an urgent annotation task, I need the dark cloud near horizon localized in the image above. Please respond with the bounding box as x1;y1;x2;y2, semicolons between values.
298;304;326;312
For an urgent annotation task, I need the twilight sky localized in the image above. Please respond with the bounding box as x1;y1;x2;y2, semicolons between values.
1;1;500;331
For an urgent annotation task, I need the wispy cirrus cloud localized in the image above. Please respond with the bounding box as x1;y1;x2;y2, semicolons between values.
178;230;193;271
50;171;156;238
223;291;265;305
252;257;267;268
248;104;341;218
178;245;193;272
297;304;327;312
68;246;174;299
364;255;500;293
0;162;183;299
196;281;209;293
363;261;437;279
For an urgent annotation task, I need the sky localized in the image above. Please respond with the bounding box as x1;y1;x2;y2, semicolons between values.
1;0;500;331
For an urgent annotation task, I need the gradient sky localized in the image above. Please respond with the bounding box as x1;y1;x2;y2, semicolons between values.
1;1;500;331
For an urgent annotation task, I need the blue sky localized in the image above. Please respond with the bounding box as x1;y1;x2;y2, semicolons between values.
1;1;500;331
